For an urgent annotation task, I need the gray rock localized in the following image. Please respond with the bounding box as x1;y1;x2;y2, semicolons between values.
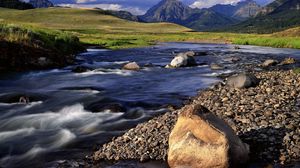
169;53;196;68
123;62;140;71
226;73;259;89
262;59;278;67
210;63;224;70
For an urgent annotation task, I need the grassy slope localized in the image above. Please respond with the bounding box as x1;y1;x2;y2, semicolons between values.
0;23;84;71
0;7;300;49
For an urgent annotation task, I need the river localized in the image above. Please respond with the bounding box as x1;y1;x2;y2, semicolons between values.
0;43;300;168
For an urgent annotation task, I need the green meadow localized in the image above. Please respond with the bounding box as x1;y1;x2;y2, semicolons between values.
1;7;300;49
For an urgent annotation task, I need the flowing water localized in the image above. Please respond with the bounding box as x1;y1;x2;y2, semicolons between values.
0;43;300;168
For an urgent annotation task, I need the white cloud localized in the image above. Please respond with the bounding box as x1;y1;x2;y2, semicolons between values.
76;0;97;3
57;3;144;15
190;0;240;8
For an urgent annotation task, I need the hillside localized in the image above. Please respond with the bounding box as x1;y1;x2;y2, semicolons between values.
139;0;238;31
0;23;84;71
0;7;192;48
225;0;300;33
0;0;33;10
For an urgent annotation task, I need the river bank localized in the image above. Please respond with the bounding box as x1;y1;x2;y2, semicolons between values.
0;24;85;71
92;69;300;167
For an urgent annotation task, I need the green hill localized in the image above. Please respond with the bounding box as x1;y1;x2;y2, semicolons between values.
0;7;194;48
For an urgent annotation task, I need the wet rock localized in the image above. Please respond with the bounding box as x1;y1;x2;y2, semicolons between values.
19;96;30;104
168;53;197;68
262;59;278;67
168;105;249;168
224;56;241;63
0;93;47;104
210;63;224;70
280;57;297;65
72;66;92;73
234;46;241;50
123;62;141;71
185;51;207;57
226;73;259;89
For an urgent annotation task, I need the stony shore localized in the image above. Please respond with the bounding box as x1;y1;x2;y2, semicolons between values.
92;69;300;167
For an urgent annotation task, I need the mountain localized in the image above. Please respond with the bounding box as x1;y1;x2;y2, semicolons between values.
139;0;238;31
183;8;238;31
211;0;261;20
258;0;287;14
0;0;33;10
139;0;196;24
29;0;53;8
223;0;300;33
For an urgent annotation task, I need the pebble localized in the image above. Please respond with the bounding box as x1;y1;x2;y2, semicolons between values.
92;70;300;166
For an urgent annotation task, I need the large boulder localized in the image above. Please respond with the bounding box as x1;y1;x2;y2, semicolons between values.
123;62;140;71
168;53;197;68
226;73;259;89
168;104;249;168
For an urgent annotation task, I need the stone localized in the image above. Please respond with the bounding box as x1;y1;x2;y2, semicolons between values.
262;59;278;67
123;62;140;71
72;66;92;73
224;57;241;63
210;63;225;70
169;53;197;68
280;57;297;65
168;104;249;168
226;73;259;89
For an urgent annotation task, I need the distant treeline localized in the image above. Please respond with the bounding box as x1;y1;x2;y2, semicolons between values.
0;0;33;10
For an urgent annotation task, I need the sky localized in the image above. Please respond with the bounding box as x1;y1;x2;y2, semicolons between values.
49;0;274;15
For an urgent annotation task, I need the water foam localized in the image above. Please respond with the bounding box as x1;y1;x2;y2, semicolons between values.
76;68;134;76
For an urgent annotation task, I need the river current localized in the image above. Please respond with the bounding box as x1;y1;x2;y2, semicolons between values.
0;43;300;167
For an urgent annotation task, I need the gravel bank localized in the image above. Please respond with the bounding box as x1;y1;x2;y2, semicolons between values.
93;70;300;166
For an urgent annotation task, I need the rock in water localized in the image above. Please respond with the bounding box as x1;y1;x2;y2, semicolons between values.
280;57;297;65
262;59;278;67
123;62;140;71
168;104;249;168
72;66;92;73
210;63;225;70
169;53;197;68
226;73;259;89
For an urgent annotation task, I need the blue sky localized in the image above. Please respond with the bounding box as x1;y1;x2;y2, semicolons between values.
50;0;274;15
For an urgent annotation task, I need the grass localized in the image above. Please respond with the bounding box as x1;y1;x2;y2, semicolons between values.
0;7;300;49
0;23;84;55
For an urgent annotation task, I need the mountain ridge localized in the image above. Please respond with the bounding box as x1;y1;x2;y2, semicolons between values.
211;0;261;20
138;0;238;31
222;0;300;33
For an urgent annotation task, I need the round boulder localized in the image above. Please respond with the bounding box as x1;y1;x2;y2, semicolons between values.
123;62;140;71
226;73;259;89
168;104;249;168
169;53;197;68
